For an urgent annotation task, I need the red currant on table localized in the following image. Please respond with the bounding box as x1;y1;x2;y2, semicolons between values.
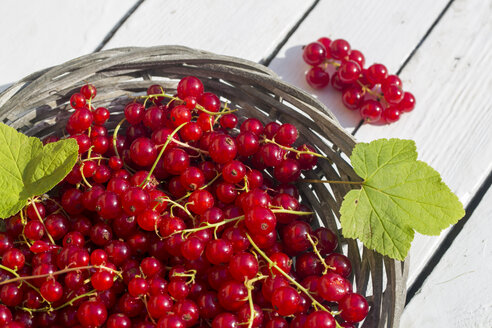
302;36;415;124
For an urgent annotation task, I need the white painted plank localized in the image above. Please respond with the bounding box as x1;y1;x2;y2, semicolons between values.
353;0;492;288
0;0;139;86
268;0;449;129
102;0;316;62
401;187;492;328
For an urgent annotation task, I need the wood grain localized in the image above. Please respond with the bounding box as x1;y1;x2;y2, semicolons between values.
268;0;450;129
0;0;139;86
101;0;316;62
354;0;492;287
401;186;492;327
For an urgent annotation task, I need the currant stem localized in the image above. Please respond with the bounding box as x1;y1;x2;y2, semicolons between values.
356;80;381;99
243;275;268;328
271;209;313;216
0;264;41;296
166;215;245;240
263;138;328;160
23;289;99;313
245;233;338;319
172;139;209;155
139;122;188;189
306;234;334;275
0;265;121;286
79;163;93;188
29;198;55;245
299;179;363;185
166;198;195;222
142;295;157;325
112;118;126;158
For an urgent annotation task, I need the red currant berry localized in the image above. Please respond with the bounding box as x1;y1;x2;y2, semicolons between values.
330;39;351;60
342;86;364;110
271;286;300;316
348;49;365;68
360;99;383;122
80;84;97;99
93;107;109;125
338;60;361;84
366;63;388;85
177;76;204;100
399;91;416;112
70;93;87;109
76;300;107;328
306;66;330;89
124;102;145;125
302;42;327;66
339;293;369;323
382;106;401;123
209;135;237;164
318;272;352;302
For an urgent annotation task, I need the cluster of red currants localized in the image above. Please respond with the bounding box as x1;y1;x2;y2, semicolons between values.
0;77;368;328
302;37;416;124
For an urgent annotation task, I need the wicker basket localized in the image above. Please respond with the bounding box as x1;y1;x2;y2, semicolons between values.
0;45;408;327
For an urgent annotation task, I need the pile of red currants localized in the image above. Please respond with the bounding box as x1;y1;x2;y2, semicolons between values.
0;76;368;328
302;37;416;124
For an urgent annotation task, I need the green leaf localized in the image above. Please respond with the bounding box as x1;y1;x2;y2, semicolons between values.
0;123;78;218
340;138;465;261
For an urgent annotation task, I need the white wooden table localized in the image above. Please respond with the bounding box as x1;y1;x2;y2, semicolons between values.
1;0;491;326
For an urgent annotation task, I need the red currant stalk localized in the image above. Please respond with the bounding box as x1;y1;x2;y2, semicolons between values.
245;233;344;328
243;274;268;328
306;234;335;274
112;118;126;158
212;101;233;126
139;90;238;116
173;172;223;204
0;264;122;286
166;214;245;240
19;288;99;314
166;197;196;223
139;122;188;188
79;163;94;188
262;137;330;160
141;295;157;325
28;198;55;245
170;269;197;285
0;264;42;298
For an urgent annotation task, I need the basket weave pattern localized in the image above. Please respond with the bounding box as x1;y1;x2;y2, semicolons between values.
0;46;408;327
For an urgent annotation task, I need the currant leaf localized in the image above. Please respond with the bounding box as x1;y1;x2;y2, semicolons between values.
0;123;78;218
340;138;465;260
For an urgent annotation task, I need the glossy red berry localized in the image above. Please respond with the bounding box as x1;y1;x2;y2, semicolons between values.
70;93;87;109
209;134;237;164
330;39;351;60
177;76;204;100
399;91;416;112
302;42;327;66
338;60;361;83
305;66;330;89
342;86;364;110
80;84;97;99
366;63;388;85
304;311;336;328
40;279;63;302
360;99;383;122
271;286;300;316
124;102;145;125
318;272;352;302
339;293;369;323
77;300;107;327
